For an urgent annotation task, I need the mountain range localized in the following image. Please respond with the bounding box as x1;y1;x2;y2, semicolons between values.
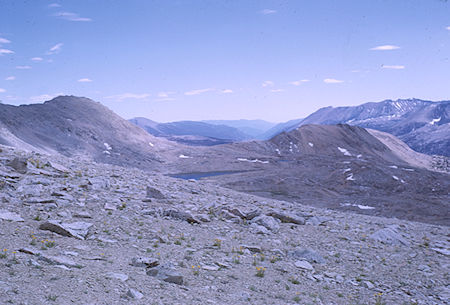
0;96;448;225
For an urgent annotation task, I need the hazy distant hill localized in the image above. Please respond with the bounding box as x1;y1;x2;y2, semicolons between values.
129;117;252;146
0;96;176;169
202;119;277;138
262;99;449;156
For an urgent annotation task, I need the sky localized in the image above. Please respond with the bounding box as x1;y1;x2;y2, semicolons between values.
1;0;450;122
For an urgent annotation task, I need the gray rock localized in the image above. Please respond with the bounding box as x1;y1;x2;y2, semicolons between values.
0;210;24;222
240;245;262;253
249;223;270;234
126;288;144;300
39;220;93;240
369;227;409;245
306;216;332;226
251;215;280;232
106;272;129;282
146;264;183;285
7;157;28;174
46;161;69;172
294;260;314;271
146;186;166;199
163;209;200;224
130;257;159;268
39;255;83;268
267;210;305;225
288;248;326;264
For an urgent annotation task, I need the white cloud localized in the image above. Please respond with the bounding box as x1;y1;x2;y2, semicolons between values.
31;57;43;61
47;43;63;55
370;45;400;51
78;78;92;82
382;65;405;70
48;3;61;8
324;78;344;84
184;88;214;96
262;80;274;87
16;65;32;69
0;88;6;93
54;11;92;22
5;76;15;81
29;93;63;103
0;37;11;44
0;49;14;55
289;80;310;86
105;93;151;101
221;89;233;94
260;9;277;15
270;89;284;93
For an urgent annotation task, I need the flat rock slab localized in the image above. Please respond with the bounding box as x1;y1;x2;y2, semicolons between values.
146;264;184;285
369;227;409;246
105;272;129;282
289;248;326;264
295;260;314;271
0;210;24;222
39;220;93;240
146;186;166;199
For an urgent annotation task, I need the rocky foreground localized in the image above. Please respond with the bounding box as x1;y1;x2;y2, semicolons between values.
0;144;449;305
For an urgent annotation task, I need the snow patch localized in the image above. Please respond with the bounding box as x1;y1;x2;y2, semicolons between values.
389;165;398;169
103;143;112;150
148;142;154;147
179;154;192;159
346;173;355;181
340;203;375;210
308;142;314;147
275;148;281;155
103;150;111;155
356;154;362;158
392;175;399;181
429;117;441;125
237;158;269;164
343;168;351;173
338;147;351;156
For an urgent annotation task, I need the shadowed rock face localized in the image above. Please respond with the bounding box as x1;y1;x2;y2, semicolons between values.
0;96;177;170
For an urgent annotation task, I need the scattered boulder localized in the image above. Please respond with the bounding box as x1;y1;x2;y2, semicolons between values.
163;209;200;224
251;215;280;232
369;226;409;246
146;264;184;285
240;245;262;253
105;272;129;282
7;157;28;174
126;288;144;300
46;161;69;172
39;220;93;240
130;257;159;268
294;260;314;271
146;186;166;199
288;248;326;264
267;210;305;225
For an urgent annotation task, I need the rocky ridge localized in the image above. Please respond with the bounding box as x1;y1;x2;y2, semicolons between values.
0;145;449;304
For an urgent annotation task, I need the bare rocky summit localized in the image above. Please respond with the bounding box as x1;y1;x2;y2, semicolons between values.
0;145;449;305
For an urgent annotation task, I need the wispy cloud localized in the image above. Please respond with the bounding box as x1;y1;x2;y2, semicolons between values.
382;65;405;70
78;78;92;82
184;88;214;96
154;91;176;101
5;76;15;81
370;45;400;51
221;89;233;94
0;49;14;55
0;88;6;93
16;65;32;69
54;11;92;22
47;43;63;55
260;9;277;15
324;78;344;84
446;26;450;31
48;3;61;8
270;89;284;93
289;80;310;86
31;57;43;61
262;80;274;87
105;93;151;101
0;37;11;44
29;93;63;103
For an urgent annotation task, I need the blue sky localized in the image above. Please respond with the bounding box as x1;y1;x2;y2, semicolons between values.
1;0;450;122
